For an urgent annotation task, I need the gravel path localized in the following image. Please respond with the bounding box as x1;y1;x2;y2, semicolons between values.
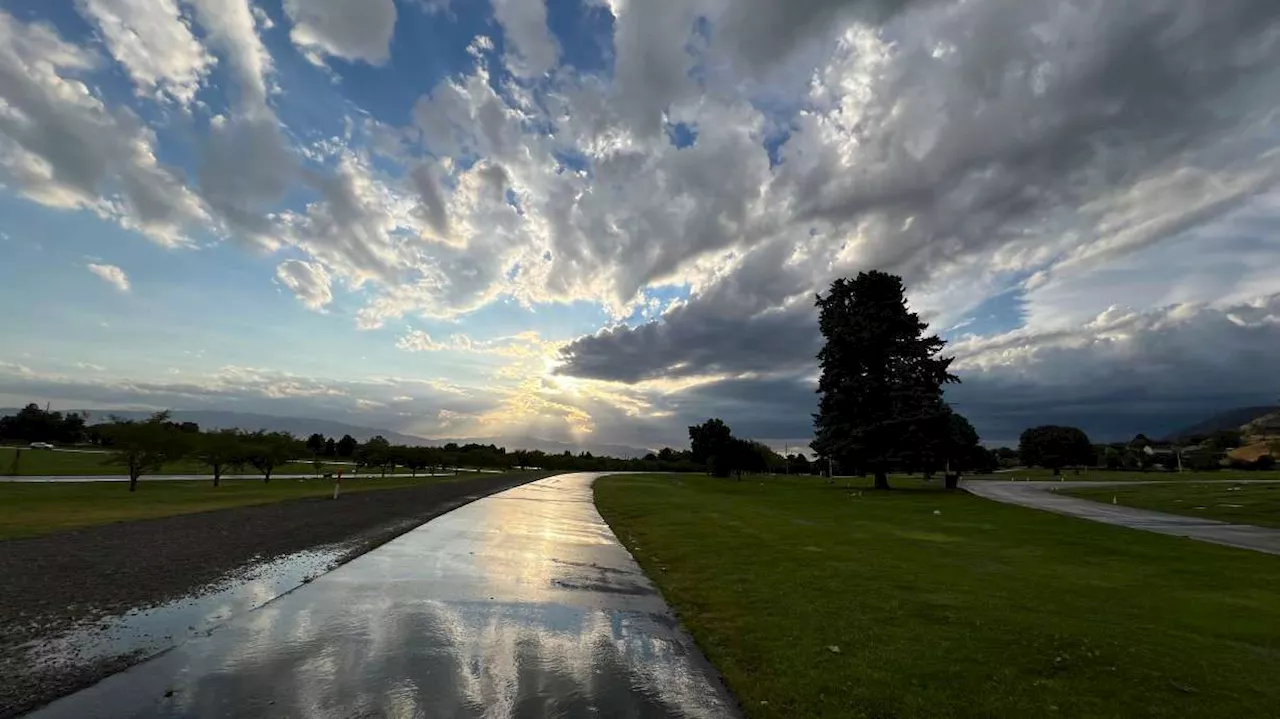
963;479;1280;555
0;472;548;718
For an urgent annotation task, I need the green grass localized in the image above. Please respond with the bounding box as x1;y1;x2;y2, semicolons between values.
0;473;529;540
0;446;446;477
595;473;1280;719
970;467;1280;482
1066;482;1280;529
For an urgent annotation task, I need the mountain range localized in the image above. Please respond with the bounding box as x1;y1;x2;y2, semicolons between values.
1169;406;1280;440
0;408;653;459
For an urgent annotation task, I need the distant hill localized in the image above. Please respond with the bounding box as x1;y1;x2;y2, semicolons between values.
0;408;651;458
1169;406;1280;440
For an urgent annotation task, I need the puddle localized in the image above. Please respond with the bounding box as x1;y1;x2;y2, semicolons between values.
27;546;347;669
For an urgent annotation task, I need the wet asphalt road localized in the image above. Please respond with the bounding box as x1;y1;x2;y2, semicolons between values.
963;479;1280;555
25;472;739;719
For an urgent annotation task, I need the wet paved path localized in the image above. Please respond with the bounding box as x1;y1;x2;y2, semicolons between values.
963;480;1280;555
26;473;739;718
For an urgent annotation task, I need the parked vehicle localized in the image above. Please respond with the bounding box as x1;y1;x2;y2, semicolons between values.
28;442;54;450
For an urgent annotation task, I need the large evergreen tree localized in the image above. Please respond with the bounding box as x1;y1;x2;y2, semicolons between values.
811;271;958;489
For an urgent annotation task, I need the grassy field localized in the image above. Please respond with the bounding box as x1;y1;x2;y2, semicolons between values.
0;473;528;540
0;446;446;477
1067;482;1280;529
969;467;1280;482
595;473;1280;719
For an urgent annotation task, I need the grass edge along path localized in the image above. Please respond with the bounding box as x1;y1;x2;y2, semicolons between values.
1065;481;1280;529
594;473;1280;719
0;472;547;540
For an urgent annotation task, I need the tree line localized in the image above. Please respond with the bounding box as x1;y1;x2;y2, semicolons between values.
0;405;712;491
1016;425;1274;474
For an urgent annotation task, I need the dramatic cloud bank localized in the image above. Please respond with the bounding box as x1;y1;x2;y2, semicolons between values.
1;0;1278;448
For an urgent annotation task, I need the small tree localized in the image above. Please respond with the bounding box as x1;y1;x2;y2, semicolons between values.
689;418;733;470
336;434;358;458
358;435;392;477
937;410;982;489
305;433;326;455
402;447;434;477
1019;425;1094;475
195;429;245;487
244;431;296;483
100;412;189;492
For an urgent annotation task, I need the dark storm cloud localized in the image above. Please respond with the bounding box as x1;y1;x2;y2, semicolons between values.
558;301;818;383
664;374;818;440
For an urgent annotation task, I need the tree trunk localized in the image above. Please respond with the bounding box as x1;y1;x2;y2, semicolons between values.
263;469;272;483
411;468;416;477
381;466;387;478
1052;466;1061;476
873;469;890;490
129;472;139;493
944;472;960;490
213;467;221;487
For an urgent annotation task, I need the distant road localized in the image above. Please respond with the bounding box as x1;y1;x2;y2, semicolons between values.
963;479;1280;555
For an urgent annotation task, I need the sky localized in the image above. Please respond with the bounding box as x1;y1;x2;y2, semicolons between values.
1;0;1279;450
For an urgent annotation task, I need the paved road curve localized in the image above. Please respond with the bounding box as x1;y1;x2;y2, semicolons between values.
963;480;1280;555
26;472;740;719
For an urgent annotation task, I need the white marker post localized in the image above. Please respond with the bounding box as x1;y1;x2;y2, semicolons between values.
333;470;342;500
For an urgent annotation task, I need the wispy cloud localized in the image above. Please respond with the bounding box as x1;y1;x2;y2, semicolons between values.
86;263;131;293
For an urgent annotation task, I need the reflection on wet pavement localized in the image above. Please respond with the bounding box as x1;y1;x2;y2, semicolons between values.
27;473;739;718
27;548;344;669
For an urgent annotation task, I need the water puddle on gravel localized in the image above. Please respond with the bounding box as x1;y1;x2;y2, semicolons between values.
27;546;347;669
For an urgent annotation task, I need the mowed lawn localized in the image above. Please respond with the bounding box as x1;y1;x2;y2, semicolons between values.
0;474;505;540
0;446;434;477
595;474;1280;719
1067;481;1280;529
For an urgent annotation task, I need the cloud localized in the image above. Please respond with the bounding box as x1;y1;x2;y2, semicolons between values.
609;0;701;136
87;263;131;292
187;0;275;111
397;329;560;359
0;364;503;438
0;11;208;246
284;0;398;65
947;295;1280;442
75;0;214;105
275;259;333;310
4;0;1280;452
490;0;559;77
558;0;1280;383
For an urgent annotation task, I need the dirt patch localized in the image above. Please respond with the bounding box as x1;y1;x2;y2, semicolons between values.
0;472;549;718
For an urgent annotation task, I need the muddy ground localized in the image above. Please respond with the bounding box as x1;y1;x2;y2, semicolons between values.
0;472;548;718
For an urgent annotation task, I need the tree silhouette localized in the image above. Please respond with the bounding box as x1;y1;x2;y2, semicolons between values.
811;271;958;489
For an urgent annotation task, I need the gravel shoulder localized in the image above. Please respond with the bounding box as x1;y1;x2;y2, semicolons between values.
0;472;550;718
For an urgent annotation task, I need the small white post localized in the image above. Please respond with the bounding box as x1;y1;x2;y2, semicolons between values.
333;471;342;500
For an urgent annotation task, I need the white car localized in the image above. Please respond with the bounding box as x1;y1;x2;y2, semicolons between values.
28;442;55;450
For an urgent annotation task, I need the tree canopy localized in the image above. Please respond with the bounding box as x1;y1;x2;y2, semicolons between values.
1018;425;1094;474
688;418;733;466
811;271;959;489
0;404;87;444
99;412;191;492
